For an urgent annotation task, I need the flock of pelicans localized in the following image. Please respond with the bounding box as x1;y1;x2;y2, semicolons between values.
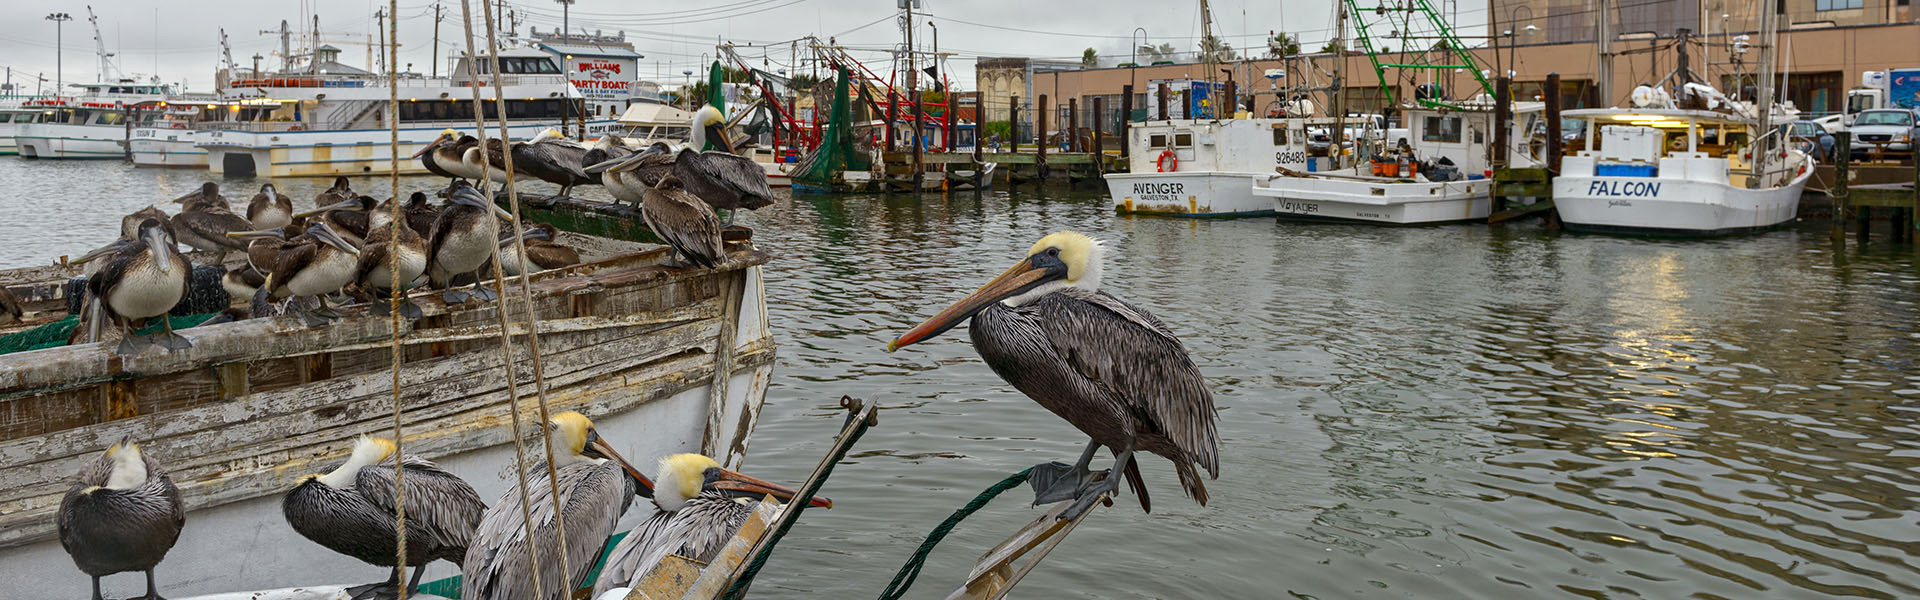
43;106;1226;600
51;104;773;354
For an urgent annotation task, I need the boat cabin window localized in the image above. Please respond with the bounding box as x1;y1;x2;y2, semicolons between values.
1174;132;1193;147
1422;116;1462;143
1148;133;1168;148
474;57;563;75
1272;126;1288;145
396;98;571;122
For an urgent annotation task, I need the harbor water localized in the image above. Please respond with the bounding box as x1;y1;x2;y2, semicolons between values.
3;159;1917;599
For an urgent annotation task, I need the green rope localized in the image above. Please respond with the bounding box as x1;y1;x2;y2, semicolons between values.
875;467;1036;600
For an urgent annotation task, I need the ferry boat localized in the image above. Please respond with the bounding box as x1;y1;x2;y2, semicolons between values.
0;199;775;598
13;80;174;159
1553;107;1812;236
1106;117;1337;217
0;99;46;155
129;95;227;168
1251;104;1549;225
202;48;616;178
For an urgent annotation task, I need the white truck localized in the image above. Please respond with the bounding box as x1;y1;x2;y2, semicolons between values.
1843;68;1920;122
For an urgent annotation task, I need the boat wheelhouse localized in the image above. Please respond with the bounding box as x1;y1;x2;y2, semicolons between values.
1106;117;1339;217
14;81;175;159
1553;108;1812;236
129;95;228;168
0;99;48;156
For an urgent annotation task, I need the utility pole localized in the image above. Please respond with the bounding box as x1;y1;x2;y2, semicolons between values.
374;8;384;74
556;0;574;41
1596;0;1612;106
46;12;71;93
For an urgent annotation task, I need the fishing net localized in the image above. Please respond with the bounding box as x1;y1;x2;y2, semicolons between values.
793;66;868;186
0;312;222;356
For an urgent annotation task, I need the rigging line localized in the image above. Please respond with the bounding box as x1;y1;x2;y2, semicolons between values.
455;0;547;596
516;0;806;28
384;0;408;597
477;0;577;595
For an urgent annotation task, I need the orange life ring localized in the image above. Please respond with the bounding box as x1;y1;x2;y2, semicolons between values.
1156;149;1178;173
170;123;185;129
287;125;303;131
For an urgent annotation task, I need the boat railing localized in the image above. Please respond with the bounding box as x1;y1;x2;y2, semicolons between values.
227;74;571;90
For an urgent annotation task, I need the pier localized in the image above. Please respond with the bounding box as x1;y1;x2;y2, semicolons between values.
1823;131;1920;245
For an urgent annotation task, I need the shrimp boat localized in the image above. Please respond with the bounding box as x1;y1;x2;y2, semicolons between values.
129;94;228;168
13;80;175;159
202;48;617;178
1107;116;1339;217
1553;107;1812;236
0;200;775;599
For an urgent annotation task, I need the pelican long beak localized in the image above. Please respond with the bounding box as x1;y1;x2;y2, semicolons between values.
584;431;655;498
70;243;123;266
311;224;361;256
710;468;833;508
411;136;448;158
582;156;626;174
226;228;285;240
145;228;176;275
888;256;1064;352
491;202;515;222
706;122;734;154
295;198;362;218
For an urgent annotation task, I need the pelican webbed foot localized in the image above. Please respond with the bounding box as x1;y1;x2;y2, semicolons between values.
156;317;191;351
468;281;498;302
441;288;472;304
398;299;425;319
344;567;401;600
141;568;167;600
1029;440;1128;520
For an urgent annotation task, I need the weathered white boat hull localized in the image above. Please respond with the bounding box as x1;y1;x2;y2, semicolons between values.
1106;171;1273;217
1554;157;1812;236
131;128;210;168
1254;171;1492;224
14;122;126;159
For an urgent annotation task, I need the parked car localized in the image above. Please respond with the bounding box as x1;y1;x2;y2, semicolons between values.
1789;120;1835;162
1812;113;1847;133
1847;108;1919;161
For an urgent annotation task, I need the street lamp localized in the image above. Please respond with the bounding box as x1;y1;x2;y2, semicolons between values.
45;12;71;95
555;0;574;41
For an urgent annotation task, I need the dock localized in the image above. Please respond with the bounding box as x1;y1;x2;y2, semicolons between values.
1823;131;1919;245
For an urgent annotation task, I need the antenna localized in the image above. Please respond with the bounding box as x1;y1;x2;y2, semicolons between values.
85;5;121;82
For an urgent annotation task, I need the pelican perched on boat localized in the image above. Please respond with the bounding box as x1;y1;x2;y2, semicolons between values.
284;436;486;600
356;216;429;319
594;137;772;224
591;453;829;596
120;205;171;241
0;285;22;326
498;224;580;276
221;265;267;304
638;184;726;270
462;412;653;600
371;191;437;237
173;187;254;256
298;194;376;247
57;439;185;600
413;129;474;179
80;219;192;353
248;183;294;230
226;216;307;274
429;183;515;303
587;141;675;207
510;128;595;200
580;135;636;176
266;221;362;325
170;181;223;206
317;176;357;207
889;231;1220;519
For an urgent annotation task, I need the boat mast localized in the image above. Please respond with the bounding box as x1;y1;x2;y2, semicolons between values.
1751;0;1777;183
1333;0;1346;166
1200;0;1216;118
1596;0;1612;106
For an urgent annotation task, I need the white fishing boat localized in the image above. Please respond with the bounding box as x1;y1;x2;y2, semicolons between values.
0;202;774;598
13;81;174;159
202;48;615;178
129;95;227;168
0;99;44;156
1106;117;1337;217
1553;107;1811;236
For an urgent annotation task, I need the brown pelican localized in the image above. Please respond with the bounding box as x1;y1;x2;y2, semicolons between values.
284;436;487;600
412;129;474;179
889;231;1220;519
120;206;172;241
580;135;636;178
173;188;254;256
297;195;376;247
0;285;22;326
498;224;580;276
510;129;596;200
83;219;193;353
356;217;429;319
225;216;308;275
638;184;726;270
371;191;436;237
597;139;773;224
221;265;267;305
266;221;362;325
248;183;294;230
591;453;830;596
317;176;357;207
462;411;654;600
57;439;185;600
429;183;515;303
586;141;674;208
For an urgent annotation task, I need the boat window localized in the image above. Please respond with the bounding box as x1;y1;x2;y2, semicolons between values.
1272;126;1288;145
1174;132;1193;147
0;114;9;123
1422;116;1462;143
1148;133;1167;148
99;112;125;125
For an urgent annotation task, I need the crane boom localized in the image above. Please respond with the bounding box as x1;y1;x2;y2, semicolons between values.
85;6;121;82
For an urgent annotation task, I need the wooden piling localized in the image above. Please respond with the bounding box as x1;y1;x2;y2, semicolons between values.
1859;205;1872;244
1008;95;1020;152
911;88;925;189
1493;77;1511;212
1833;132;1851;244
1120;84;1134;159
1068;98;1080;154
1156;83;1170;120
1544;73;1563;174
886;89;898;152
1037;94;1049;183
1092;96;1106;175
973;104;985;188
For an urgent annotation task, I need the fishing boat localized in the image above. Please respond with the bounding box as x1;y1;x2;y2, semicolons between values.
1106;116;1334;217
0;200;775;598
129;94;228;168
202;48;616;178
13;80;174;159
611;100;694;146
1553;107;1812;236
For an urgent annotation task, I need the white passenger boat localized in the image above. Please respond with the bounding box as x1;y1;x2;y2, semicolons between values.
1252;105;1549;225
0;99;45;156
203;49;615;178
1107;117;1340;217
14;81;174;159
1553;107;1812;236
129;95;226;168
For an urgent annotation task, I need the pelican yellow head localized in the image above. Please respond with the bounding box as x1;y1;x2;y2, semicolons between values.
550;411;656;495
314;436;396;488
888;230;1105;352
652;453;832;512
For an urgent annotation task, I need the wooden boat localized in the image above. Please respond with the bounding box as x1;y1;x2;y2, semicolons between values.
0;200;776;599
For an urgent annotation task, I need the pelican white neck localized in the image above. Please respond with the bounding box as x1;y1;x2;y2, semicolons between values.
103;442;149;491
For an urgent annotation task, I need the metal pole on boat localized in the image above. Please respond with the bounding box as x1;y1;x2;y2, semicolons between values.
45;13;71;94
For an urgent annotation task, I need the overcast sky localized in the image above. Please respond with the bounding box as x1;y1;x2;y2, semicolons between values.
0;0;1491;93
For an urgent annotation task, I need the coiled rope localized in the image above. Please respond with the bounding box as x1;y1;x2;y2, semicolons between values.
873;467;1035;600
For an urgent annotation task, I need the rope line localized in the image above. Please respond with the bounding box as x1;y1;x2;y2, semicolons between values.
384;0;409;596
474;0;576;593
454;1;547;596
874;467;1036;600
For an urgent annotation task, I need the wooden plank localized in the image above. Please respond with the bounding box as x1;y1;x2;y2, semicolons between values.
631;554;708;600
699;270;744;462
678;500;782;600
